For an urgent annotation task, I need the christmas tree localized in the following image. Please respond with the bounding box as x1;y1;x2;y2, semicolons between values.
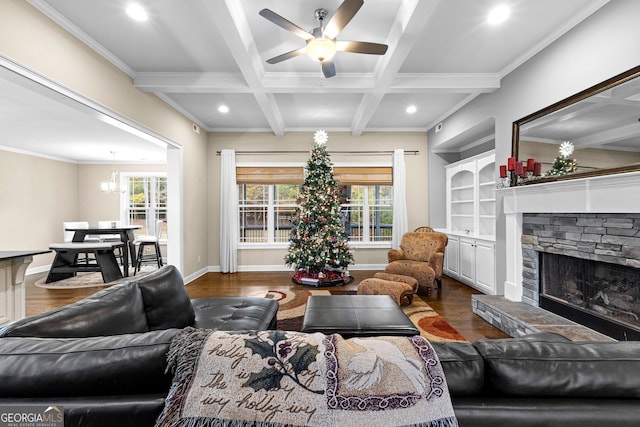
285;131;353;284
545;141;578;177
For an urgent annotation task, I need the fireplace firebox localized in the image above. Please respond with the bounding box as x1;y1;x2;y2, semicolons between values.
540;252;640;340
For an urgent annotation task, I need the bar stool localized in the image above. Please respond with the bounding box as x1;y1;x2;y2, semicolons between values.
134;220;164;274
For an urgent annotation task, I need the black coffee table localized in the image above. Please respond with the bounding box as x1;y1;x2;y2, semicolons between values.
301;295;419;337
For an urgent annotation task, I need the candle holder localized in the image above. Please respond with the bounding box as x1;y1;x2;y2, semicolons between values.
498;160;543;188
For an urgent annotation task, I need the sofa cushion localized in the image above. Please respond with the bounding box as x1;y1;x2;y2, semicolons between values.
0;329;180;397
474;335;640;398
191;297;278;331
0;283;148;338
134;265;196;330
431;341;484;396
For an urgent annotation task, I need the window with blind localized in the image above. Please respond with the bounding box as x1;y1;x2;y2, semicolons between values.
237;166;392;244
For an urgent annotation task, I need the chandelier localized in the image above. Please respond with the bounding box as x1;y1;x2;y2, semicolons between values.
100;151;125;193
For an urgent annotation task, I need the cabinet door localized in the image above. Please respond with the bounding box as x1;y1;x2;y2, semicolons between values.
459;238;475;284
475;241;495;292
444;236;459;278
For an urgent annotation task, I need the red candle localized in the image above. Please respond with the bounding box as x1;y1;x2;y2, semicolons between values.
499;165;507;178
534;162;542;176
515;161;524;176
527;158;535;171
507;157;515;171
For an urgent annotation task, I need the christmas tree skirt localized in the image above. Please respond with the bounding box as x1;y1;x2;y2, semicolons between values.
265;289;468;343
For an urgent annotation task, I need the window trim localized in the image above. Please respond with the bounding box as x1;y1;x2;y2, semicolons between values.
121;172;167;239
236;162;394;248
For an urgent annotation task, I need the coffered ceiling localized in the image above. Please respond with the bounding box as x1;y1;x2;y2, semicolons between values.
0;0;609;162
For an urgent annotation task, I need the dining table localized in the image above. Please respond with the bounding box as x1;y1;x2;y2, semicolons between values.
65;225;142;277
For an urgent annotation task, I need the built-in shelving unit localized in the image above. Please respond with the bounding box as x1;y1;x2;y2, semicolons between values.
441;151;497;294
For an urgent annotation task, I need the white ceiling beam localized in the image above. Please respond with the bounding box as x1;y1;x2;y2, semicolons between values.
351;0;441;136
134;71;500;94
197;0;285;135
390;73;500;93
134;72;251;93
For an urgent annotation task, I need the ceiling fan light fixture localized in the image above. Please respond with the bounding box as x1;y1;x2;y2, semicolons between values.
306;37;336;62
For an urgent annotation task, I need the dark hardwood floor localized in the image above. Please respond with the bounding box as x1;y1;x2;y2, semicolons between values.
25;270;508;342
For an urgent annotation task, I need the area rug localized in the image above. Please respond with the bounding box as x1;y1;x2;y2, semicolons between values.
266;289;468;342
34;265;157;289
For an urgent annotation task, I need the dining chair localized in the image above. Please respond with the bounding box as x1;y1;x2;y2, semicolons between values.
98;220;124;264
134;220;164;274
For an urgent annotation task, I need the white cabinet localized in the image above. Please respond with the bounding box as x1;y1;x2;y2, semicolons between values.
444;234;496;294
444;235;460;278
459;238;476;284
441;151;497;294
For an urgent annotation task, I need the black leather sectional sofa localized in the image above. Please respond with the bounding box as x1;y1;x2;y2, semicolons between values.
1;265;639;426
0;265;278;426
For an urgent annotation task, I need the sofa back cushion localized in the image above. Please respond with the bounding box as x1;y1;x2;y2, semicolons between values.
431;341;484;396
134;265;196;330
0;329;179;397
474;335;640;398
400;232;446;262
0;283;148;338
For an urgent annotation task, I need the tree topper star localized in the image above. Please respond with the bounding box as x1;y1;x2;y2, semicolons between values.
313;129;328;145
559;141;574;158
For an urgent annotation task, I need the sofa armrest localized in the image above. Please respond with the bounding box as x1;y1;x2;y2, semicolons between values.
387;248;405;263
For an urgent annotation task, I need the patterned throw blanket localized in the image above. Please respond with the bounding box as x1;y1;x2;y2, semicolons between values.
156;328;458;427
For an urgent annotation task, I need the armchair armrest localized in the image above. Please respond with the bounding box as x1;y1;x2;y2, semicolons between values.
429;252;444;278
387;248;405;263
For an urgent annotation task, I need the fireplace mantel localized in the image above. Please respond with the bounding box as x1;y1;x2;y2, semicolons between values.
498;171;640;302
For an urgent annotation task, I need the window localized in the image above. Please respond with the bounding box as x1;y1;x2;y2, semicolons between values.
239;184;299;243
124;174;167;239
341;185;393;242
237;165;393;245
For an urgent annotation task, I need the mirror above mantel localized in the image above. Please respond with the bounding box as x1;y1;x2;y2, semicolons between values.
512;65;640;183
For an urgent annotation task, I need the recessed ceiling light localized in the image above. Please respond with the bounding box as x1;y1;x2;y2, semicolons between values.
406;105;417;114
126;3;148;21
488;5;510;25
218;105;229;114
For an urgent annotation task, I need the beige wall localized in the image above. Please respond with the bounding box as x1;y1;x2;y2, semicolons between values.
0;152;169;270
209;132;429;270
0;151;77;269
77;163;166;225
0;1;208;277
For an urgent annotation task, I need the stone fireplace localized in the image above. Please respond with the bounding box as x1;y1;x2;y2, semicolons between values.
499;171;640;340
521;213;640;340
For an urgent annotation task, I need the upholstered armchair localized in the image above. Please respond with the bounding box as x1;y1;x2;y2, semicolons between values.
385;231;448;292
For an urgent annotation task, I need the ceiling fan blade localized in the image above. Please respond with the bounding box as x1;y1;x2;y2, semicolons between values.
323;0;364;39
336;40;388;55
266;47;307;64
322;60;336;78
259;9;314;40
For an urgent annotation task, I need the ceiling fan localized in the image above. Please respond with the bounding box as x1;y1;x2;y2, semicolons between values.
259;0;388;78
